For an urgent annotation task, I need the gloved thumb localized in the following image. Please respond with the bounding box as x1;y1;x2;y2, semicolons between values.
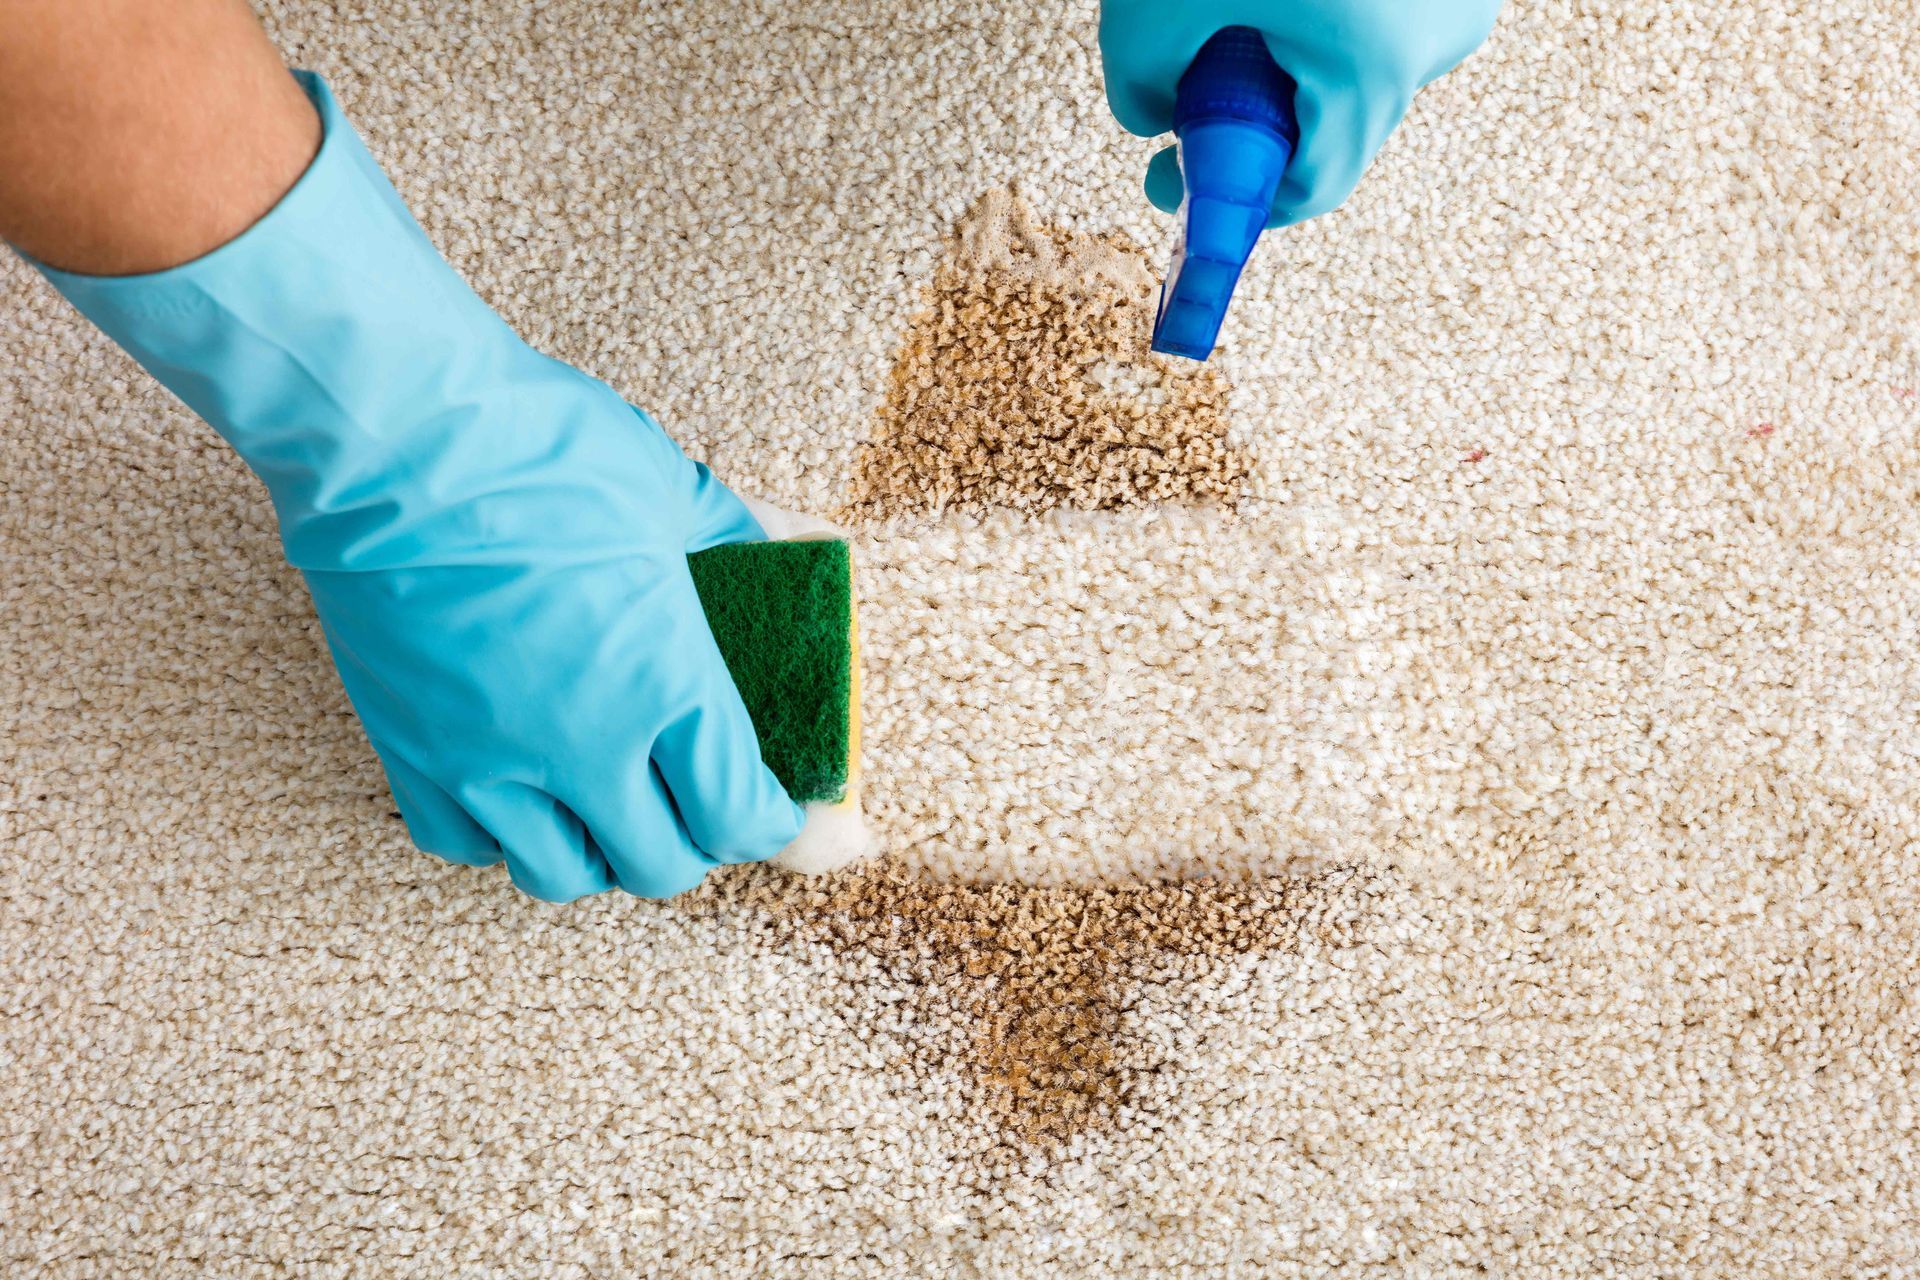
1144;145;1185;215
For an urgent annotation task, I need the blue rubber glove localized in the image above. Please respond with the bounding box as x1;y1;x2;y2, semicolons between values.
1100;0;1502;227
29;73;802;901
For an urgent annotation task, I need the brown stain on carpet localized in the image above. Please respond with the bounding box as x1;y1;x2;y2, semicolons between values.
703;192;1329;1158
841;189;1250;522
714;863;1378;1158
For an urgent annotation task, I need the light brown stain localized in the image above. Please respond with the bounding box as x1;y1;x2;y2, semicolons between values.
841;189;1249;522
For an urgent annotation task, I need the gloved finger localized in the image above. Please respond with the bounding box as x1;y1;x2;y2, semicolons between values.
653;676;805;864
654;691;804;863
462;781;619;903
645;588;804;864
1266;69;1408;228
567;760;716;899
1144;145;1184;215
681;459;766;552
1098;1;1223;136
374;745;502;868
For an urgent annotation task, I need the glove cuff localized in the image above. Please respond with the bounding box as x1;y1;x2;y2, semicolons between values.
32;73;561;568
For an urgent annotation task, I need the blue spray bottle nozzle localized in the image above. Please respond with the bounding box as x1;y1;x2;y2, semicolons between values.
1150;26;1299;361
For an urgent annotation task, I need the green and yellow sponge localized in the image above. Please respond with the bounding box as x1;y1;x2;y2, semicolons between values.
689;533;873;874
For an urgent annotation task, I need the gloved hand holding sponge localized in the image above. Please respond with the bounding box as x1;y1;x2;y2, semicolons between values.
34;75;811;902
7;1;1498;901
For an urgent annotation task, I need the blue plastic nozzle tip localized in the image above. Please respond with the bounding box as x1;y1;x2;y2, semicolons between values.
1150;27;1298;361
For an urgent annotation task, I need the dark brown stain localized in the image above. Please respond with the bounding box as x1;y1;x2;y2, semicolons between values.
703;861;1377;1160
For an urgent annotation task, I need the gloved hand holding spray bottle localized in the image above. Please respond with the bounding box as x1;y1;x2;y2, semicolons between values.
1100;0;1505;359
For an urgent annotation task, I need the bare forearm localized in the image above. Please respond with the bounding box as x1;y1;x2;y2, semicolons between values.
0;0;318;275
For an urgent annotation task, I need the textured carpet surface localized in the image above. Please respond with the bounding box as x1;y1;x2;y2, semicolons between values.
5;0;1920;1274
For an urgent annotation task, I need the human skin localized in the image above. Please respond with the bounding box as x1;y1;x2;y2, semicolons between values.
0;0;319;276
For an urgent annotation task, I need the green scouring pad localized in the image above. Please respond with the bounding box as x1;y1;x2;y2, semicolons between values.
688;536;872;874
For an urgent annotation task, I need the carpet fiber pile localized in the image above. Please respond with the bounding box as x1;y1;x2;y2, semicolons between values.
4;0;1919;1274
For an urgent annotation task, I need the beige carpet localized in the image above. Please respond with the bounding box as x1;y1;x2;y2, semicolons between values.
6;0;1920;1273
